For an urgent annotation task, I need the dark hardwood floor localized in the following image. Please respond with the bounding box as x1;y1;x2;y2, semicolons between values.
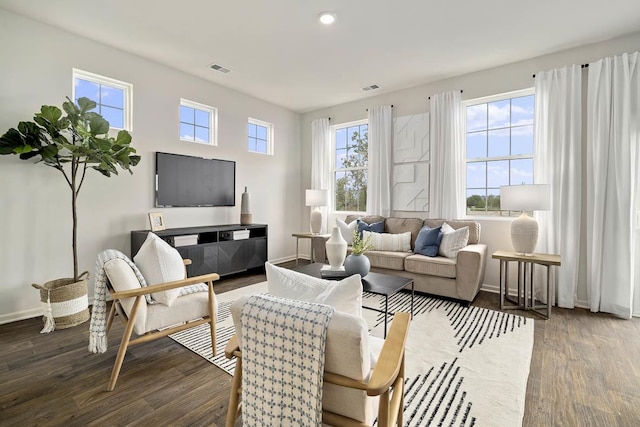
1;261;640;426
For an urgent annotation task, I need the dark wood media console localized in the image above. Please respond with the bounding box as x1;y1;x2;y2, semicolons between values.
131;224;268;278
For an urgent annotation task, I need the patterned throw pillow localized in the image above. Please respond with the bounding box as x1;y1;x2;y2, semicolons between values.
336;218;358;244
133;232;185;306
438;223;470;259
265;262;363;318
414;226;443;257
362;230;411;252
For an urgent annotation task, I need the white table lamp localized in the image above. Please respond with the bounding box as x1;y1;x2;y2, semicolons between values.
306;189;329;234
500;184;550;255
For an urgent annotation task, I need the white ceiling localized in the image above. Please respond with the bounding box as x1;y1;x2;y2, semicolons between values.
2;0;640;113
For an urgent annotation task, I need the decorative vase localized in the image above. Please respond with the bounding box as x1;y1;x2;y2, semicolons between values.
240;186;252;225
344;254;371;277
325;227;347;269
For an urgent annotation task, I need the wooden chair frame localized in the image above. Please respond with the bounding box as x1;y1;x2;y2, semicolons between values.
105;259;219;391
224;311;410;427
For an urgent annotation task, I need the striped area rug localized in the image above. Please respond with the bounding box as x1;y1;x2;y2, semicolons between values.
169;281;533;426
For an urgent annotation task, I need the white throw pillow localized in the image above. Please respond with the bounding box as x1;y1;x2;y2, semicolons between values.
362;230;411;252
336;218;358;244
265;262;363;318
438;223;470;259
133;232;185;306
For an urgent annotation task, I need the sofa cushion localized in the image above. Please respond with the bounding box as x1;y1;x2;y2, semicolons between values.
133;232;185;306
424;219;480;245
414;226;443;257
405;254;457;278
336;218;358;244
384;217;424;250
363;230;411;252
363;250;411;271
265;262;363;318
439;223;470;259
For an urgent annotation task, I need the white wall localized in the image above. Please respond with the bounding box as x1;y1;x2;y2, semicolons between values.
0;10;302;323
301;31;640;306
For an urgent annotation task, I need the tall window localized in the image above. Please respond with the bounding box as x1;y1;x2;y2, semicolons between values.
180;99;217;145
248;118;274;155
465;90;535;215
333;120;368;212
72;69;132;131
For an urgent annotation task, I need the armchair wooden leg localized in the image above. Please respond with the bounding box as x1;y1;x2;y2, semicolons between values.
378;390;390;427
107;296;142;391
208;280;217;357
226;358;242;427
105;302;116;335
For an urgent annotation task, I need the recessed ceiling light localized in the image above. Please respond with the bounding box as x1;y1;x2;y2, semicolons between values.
319;12;336;25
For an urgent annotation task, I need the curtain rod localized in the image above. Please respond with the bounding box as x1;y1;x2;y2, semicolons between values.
428;90;463;100
533;63;589;78
365;105;394;112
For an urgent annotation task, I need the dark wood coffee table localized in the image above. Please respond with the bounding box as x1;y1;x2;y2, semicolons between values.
293;263;414;337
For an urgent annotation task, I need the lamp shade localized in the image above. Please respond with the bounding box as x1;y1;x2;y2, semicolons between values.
500;184;550;212
305;189;329;207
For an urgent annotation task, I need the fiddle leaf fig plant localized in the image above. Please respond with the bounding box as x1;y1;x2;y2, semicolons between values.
0;97;140;281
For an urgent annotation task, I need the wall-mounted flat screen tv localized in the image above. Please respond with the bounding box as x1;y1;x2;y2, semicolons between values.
155;152;235;207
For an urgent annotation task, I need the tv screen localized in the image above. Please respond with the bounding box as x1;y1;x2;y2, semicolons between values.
155;152;235;207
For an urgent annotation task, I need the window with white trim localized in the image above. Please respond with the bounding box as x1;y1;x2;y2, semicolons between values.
465;89;535;216
332;120;368;212
180;99;217;145
248;118;274;154
72;69;133;131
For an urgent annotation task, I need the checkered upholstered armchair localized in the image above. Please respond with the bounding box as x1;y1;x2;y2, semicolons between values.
224;294;410;426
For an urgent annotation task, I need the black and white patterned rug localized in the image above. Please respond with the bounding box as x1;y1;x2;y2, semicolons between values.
169;282;533;426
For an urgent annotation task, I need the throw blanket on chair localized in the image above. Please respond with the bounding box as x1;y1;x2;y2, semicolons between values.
241;294;334;427
89;249;208;354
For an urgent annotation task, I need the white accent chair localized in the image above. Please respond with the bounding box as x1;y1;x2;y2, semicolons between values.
103;258;219;391
225;294;410;426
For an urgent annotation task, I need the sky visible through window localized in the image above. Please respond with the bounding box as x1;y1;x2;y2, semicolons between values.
74;78;124;129
180;105;210;143
466;94;535;215
248;123;268;153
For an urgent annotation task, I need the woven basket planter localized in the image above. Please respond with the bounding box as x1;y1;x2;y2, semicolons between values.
32;271;90;333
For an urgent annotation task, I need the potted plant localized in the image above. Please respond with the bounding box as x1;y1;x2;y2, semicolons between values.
344;230;375;277
0;97;140;331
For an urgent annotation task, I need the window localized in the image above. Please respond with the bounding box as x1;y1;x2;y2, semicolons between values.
72;69;132;131
465;89;535;216
248;118;274;154
180;99;217;145
333;120;368;212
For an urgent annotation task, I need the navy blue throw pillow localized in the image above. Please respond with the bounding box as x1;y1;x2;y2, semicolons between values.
357;219;384;237
414;226;443;257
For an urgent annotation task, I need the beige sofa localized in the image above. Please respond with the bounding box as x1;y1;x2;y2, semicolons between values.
314;215;487;304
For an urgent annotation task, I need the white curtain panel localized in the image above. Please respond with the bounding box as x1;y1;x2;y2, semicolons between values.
429;91;464;219
311;118;331;233
533;65;582;308
367;105;392;216
587;52;640;318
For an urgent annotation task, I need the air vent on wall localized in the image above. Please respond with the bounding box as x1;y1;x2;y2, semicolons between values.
362;84;380;91
209;63;231;73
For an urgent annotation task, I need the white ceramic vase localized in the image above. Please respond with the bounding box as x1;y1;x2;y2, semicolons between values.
325;227;347;269
240;186;252;225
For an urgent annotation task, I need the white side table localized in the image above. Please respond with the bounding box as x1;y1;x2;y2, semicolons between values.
492;250;561;319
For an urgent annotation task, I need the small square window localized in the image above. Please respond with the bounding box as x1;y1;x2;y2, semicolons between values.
179;99;217;146
248;118;274;155
72;69;133;131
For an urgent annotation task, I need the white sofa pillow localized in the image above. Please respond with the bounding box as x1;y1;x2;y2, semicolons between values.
362;230;411;252
438;223;470;259
336;218;358;244
266;262;362;318
133;232;185;306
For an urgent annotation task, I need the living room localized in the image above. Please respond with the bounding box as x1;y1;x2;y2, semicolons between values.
1;1;640;425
